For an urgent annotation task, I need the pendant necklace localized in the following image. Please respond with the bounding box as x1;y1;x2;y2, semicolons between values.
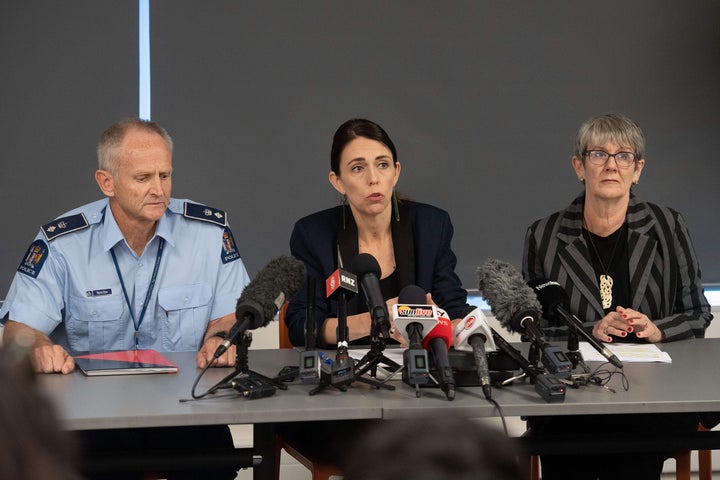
583;219;624;310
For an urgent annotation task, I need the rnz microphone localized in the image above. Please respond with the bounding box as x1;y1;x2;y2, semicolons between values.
350;253;391;339
325;268;359;299
391;285;436;390
529;278;623;369
477;259;572;379
422;314;456;401
325;266;358;388
453;307;495;399
214;255;306;359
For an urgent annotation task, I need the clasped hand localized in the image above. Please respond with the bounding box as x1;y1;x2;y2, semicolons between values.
592;306;663;343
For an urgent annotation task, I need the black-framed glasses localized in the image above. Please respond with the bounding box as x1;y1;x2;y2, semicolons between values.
583;150;637;168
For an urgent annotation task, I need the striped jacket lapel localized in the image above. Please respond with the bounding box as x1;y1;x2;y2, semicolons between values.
555;196;605;318
626;197;660;312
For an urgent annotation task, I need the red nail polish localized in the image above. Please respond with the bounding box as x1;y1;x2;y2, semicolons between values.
627;327;633;333
621;332;627;337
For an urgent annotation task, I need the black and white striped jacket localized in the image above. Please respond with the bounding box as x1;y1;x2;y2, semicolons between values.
523;193;713;342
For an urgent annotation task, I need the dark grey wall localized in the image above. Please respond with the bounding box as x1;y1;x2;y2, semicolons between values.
2;1;719;298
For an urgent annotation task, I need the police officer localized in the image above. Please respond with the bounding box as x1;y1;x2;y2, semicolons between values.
0;118;250;479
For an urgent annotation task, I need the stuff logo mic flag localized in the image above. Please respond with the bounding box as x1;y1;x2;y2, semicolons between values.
453;307;496;353
453;306;495;399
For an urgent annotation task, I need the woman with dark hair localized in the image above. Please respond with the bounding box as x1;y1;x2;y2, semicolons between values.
278;119;470;469
523;113;713;479
285;118;469;347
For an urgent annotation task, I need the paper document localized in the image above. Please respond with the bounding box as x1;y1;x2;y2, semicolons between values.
579;342;672;363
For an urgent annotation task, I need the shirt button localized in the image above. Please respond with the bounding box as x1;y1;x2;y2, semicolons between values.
183;297;189;304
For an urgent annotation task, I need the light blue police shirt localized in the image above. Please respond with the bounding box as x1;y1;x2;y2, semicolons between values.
0;198;250;353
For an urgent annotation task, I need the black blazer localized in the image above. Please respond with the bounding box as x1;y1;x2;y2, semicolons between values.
523;193;712;341
286;200;469;347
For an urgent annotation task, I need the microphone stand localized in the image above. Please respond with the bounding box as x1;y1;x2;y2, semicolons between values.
565;331;590;374
297;276;322;384
310;290;356;395
217;331;288;399
352;317;400;390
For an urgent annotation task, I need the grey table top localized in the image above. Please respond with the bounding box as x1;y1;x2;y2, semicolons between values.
40;338;720;431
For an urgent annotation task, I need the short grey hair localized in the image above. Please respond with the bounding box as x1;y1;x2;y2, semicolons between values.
575;113;645;161
97;118;173;175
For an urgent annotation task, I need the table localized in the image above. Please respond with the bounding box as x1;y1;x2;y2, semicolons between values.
41;338;720;478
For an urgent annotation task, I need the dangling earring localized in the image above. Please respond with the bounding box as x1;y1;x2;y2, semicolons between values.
341;194;348;230
392;189;400;222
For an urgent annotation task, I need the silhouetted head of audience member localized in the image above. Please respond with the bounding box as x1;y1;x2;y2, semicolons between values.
0;340;79;480
343;414;525;480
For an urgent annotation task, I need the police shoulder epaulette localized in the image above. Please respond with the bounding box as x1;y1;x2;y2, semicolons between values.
41;213;90;241
183;202;228;227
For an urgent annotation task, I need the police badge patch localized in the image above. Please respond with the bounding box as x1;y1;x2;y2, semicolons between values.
18;239;49;278
221;227;241;264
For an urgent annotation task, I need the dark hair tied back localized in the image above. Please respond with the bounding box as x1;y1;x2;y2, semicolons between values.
330;119;398;174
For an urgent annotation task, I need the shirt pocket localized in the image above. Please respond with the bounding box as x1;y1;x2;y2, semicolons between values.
65;294;125;352
158;283;212;351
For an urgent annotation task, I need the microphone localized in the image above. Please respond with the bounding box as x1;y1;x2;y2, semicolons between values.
422;315;456;401
391;285;436;388
349;253;391;340
325;264;358;388
325;267;358;343
213;255;306;359
325;268;359;299
477;259;572;379
453;307;495;399
392;285;441;344
529;278;623;369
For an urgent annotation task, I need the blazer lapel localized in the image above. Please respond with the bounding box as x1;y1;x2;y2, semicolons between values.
558;239;606;318
391;203;416;289
337;209;359;269
626;197;659;310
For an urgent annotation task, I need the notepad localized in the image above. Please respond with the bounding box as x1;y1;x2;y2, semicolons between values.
579;342;672;363
74;349;179;376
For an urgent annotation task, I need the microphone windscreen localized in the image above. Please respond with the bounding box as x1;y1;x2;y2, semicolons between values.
349;253;381;278
236;255;306;328
421;317;453;350
398;285;426;305
476;259;542;331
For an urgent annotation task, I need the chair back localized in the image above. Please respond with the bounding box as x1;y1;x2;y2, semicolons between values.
278;302;293;349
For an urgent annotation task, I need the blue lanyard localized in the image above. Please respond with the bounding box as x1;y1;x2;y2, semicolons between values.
110;237;165;348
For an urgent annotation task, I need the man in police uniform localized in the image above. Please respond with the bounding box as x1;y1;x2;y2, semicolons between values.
0;118;250;479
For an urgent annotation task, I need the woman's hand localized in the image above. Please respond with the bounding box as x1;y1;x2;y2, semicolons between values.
620;307;664;342
592;306;663;343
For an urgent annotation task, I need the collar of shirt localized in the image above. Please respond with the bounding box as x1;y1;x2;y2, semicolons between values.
99;203;176;253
